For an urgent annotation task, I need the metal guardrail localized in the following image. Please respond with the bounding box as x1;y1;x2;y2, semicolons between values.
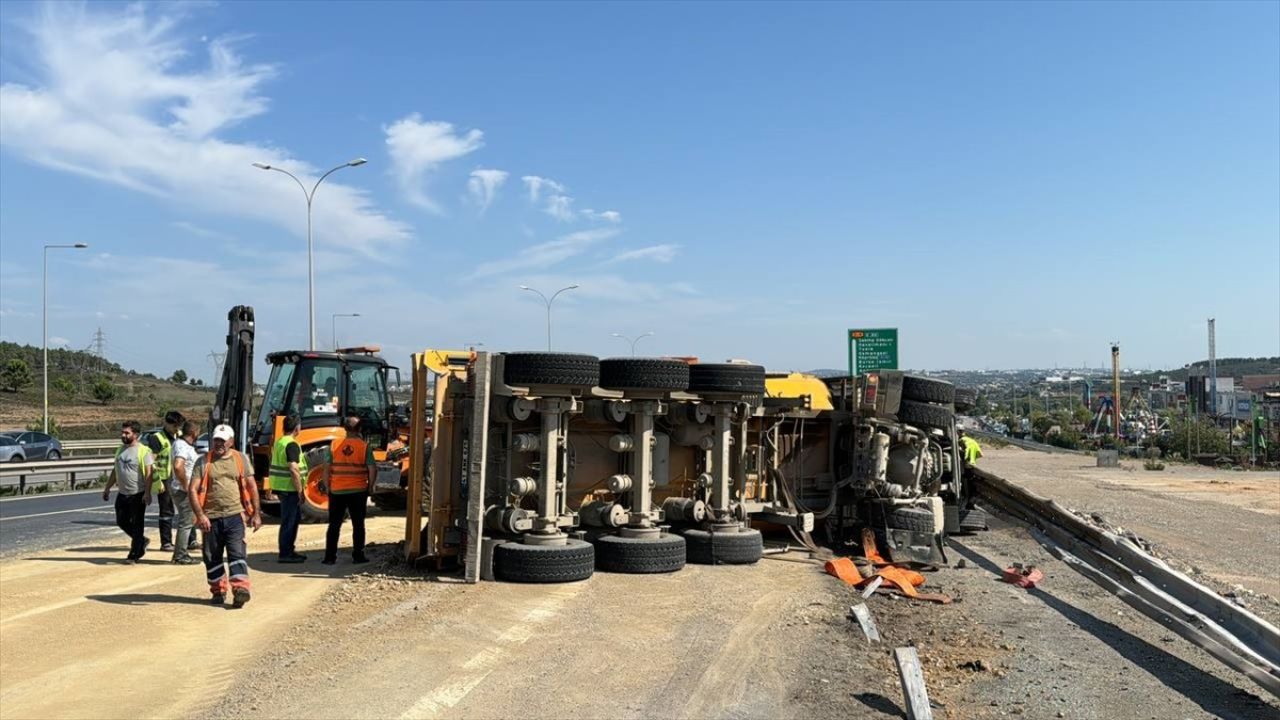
971;467;1280;698
59;439;118;455
0;457;113;494
969;429;1087;456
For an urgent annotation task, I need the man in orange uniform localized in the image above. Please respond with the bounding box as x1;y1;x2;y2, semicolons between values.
322;415;375;565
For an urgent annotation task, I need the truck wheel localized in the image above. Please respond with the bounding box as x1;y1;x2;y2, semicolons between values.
688;363;766;395
897;399;954;429
901;374;955;404
682;527;763;565
502;352;600;388
958;506;989;532
954;387;977;413
863;500;936;533
599;358;690;392
494;539;595;583
371;493;407;511
593;532;686;573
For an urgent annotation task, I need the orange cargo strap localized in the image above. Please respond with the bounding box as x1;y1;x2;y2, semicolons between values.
823;529;951;604
193;451;255;517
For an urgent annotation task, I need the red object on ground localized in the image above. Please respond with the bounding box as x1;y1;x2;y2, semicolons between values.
1003;566;1045;588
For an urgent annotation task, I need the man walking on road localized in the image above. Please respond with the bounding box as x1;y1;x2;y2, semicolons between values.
102;420;154;563
169;420;201;565
192;424;262;608
322;415;375;565
147;411;183;552
269;414;308;563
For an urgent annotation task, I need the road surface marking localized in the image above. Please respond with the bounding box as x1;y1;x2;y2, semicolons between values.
0;490;101;503
0;576;172;626
0;507;118;521
399;584;583;719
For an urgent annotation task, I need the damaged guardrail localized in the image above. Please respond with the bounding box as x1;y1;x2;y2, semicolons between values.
970;467;1280;699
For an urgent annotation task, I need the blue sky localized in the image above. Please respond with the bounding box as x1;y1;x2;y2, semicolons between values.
1;1;1277;381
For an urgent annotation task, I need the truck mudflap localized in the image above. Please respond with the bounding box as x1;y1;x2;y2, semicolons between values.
880;527;947;566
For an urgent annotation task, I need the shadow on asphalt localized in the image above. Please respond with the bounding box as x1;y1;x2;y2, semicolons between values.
26;555;171;566
948;537;1275;719
87;592;210;606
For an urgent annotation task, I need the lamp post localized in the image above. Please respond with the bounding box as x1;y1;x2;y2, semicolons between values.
43;243;88;433
332;313;361;350
519;284;578;350
611;332;654;356
253;158;367;350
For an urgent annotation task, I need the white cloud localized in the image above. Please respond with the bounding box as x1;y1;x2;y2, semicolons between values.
384;114;484;213
544;194;575;221
521;175;565;203
470;228;620;278
0;3;410;256
609;244;680;264
171;220;228;240
467;168;508;212
582;209;622;223
49;336;70;347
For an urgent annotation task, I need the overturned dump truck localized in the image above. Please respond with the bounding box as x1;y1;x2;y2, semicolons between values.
403;351;973;583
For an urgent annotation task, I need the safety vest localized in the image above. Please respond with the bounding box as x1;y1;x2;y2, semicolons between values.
150;430;172;493
961;437;982;464
114;444;153;491
192;451;256;517
329;437;371;493
267;435;308;492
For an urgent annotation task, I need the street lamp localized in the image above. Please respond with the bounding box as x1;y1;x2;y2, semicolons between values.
611;332;655;356
253;157;367;350
519;284;579;350
43;243;88;433
332;313;361;350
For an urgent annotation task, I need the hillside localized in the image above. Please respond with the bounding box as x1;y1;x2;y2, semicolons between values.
0;342;214;439
1131;357;1280;383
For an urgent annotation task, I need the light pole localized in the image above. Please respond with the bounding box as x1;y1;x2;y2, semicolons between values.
611;332;655;356
43;243;88;433
332;313;360;350
520;284;579;350
253;158;367;350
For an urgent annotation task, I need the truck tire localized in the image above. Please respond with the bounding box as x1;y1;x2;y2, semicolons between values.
494;539;595;583
688;363;766;395
954;388;976;413
863;500;936;532
593;532;686;573
901;374;955;404
599;358;690;392
300;450;332;522
682;527;763;565
502;352;600;388
959;506;988;532
897;399;954;429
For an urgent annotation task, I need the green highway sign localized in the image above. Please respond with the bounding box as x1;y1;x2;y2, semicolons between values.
847;328;899;376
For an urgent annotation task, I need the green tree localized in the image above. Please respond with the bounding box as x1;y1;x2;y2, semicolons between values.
91;377;117;405
171;369;188;384
1;359;33;392
25;416;60;436
52;377;76;396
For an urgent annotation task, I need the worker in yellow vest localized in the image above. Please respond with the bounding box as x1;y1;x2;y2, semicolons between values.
959;429;983;465
146;411;184;552
268;414;308;564
322;415;375;565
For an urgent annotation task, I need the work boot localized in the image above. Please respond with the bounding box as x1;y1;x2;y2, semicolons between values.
174;555;199;565
210;593;225;606
231;588;251;608
138;537;151;559
352;554;370;564
321;558;336;566
278;553;307;564
160;543;176;552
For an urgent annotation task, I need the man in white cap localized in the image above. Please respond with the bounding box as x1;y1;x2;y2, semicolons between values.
191;424;261;608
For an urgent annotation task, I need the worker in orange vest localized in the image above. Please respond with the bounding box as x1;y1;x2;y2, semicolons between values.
322;415;375;565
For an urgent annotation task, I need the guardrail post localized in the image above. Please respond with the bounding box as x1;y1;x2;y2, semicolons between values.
19;475;27;494
69;471;77;491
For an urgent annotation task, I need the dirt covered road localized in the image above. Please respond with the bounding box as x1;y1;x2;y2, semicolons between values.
981;446;1280;626
3;454;1278;719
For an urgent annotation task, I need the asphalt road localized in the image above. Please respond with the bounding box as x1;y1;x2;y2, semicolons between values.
0;490;161;559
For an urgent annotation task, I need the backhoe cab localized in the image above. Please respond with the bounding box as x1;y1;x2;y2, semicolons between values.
253;347;407;520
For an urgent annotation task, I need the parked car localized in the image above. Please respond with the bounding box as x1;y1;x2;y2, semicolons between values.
196;432;209;454
0;435;26;463
7;432;64;461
